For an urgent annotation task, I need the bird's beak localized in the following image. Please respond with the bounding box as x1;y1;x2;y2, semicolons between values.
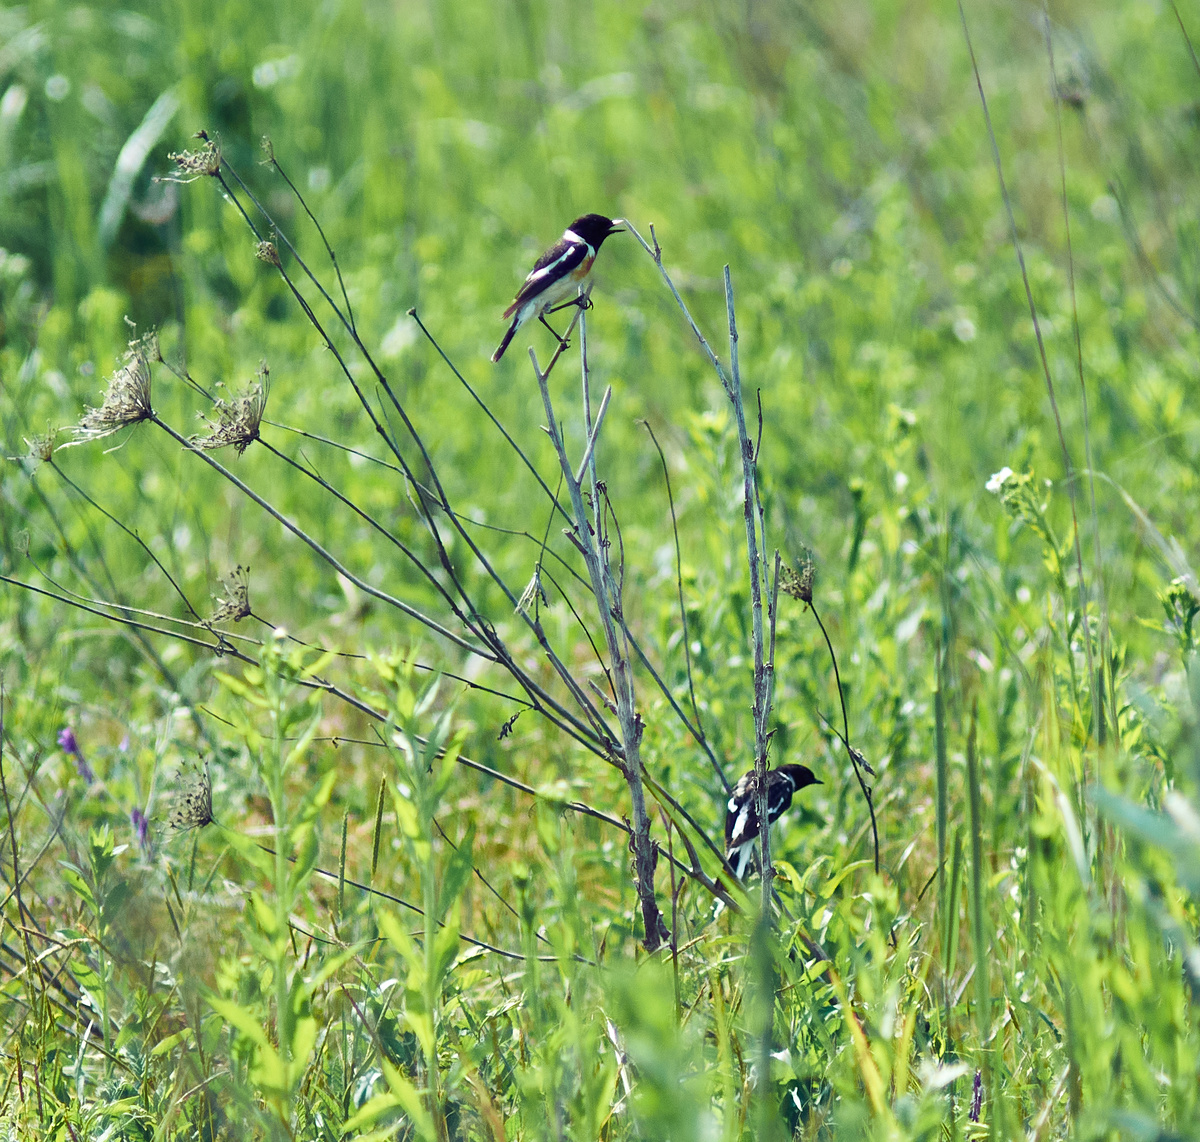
608;220;626;235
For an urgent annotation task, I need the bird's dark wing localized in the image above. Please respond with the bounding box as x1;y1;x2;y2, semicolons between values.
765;769;799;822
503;238;588;317
725;773;758;850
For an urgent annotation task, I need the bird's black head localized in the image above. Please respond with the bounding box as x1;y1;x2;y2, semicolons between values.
567;213;624;249
778;764;821;791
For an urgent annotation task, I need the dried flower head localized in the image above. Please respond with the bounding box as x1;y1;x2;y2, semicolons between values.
128;324;161;363
211;564;251;623
260;135;276;164
23;429;56;465
190;365;269;455
166;133;220;182
255;240;280;267
168;762;214;831
780;557;815;605
515;566;547;617
73;343;153;442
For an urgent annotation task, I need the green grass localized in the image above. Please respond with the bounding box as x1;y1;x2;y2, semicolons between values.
3;0;1200;1137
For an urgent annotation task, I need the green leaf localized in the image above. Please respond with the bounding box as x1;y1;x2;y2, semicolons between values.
214;669;268;706
102;879;131;923
207;997;271;1049
341;1091;402;1135
390;783;421;841
378;909;420;966
432;909;460;990
382;1060;438;1140
58;864;95;910
437;826;474;921
150;1026;196;1056
403;1009;435;1066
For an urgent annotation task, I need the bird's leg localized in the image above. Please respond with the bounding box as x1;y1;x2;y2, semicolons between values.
539;313;570;349
547;294;592;315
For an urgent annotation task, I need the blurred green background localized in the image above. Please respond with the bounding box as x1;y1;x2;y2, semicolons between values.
4;0;1199;805
3;0;1200;1133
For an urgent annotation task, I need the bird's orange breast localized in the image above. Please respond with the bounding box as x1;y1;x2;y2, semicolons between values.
569;253;596;280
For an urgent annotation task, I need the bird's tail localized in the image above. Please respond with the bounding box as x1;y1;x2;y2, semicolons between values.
491;319;519;363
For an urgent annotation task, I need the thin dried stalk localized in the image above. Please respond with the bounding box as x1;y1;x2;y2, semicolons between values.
529;300;668;952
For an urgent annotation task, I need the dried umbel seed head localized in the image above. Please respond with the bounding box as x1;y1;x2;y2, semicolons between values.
23;429;56;464
780;558;815;605
255;240;280;266
128;326;161;363
168;763;214;831
190;365;269;456
166;133;220;181
73;346;153;442
211;564;251;623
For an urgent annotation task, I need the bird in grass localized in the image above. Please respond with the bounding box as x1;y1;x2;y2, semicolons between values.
724;763;821;879
491;213;625;362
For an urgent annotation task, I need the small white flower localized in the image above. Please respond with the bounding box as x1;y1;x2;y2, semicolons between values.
986;466;1013;493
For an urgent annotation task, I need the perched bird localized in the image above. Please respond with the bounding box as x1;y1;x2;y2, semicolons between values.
724;763;821;879
491;213;625;363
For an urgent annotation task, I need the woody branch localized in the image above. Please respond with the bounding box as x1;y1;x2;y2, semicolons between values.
528;289;668;953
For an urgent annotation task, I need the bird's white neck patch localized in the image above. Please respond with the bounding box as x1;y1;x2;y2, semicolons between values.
563;228;584;244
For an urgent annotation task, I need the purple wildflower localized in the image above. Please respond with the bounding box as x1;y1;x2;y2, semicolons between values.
58;727;95;783
969;1069;982;1122
130;807;150;854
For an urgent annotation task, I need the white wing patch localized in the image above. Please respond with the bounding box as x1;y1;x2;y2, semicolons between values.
525;242;588;285
729;802;752;847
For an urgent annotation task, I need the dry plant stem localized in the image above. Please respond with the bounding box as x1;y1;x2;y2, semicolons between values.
810;600;880;875
531;334;667;952
639;420;729;792
23;479;208;738
50;462;204;623
1172;0;1200;80
1042;8;1114;733
409;311;573;529
258;440;476;629
264;149;357;333
624;222;732;386
1105;175;1200;332
214;168;493;625
723;268;773;917
259;839;572;965
148;415;484;658
958;1;1096;739
6;568;699;890
627;222;844;903
218;158;619;753
0;687;46;1034
622;625;725;786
